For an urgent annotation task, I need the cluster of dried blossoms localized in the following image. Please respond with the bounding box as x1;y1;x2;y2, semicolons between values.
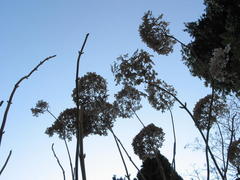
112;47;176;160
132;123;165;160
209;44;237;84
228;139;240;168
32;72;118;141
139;11;176;55
31;100;49;117
193;94;228;130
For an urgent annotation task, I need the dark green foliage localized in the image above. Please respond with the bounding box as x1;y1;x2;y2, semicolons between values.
137;152;183;180
182;0;240;95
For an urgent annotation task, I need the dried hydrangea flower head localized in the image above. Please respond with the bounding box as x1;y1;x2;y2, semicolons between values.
114;85;145;118
209;44;235;83
132;123;165;160
193;94;228;130
31;100;49;117
45;108;91;141
146;79;176;113
112;49;158;87
228;139;240;168
72;72;108;109
139;11;176;55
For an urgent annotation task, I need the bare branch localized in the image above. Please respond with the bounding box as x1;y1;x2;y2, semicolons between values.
51;143;66;180
74;33;89;180
0;55;56;147
0;150;12;175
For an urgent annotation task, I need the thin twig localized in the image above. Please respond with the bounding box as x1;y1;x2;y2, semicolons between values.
131;108;145;128
0;55;56;147
0;150;12;175
154;84;225;179
64;139;75;180
46;108;75;180
75;33;89;180
51;143;66;180
109;128;147;180
112;132;131;180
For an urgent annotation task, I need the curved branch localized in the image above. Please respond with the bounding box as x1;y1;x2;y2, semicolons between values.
51;143;66;180
0;55;56;147
109;128;147;180
0;150;12;175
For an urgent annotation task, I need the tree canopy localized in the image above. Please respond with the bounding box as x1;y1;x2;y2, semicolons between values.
182;0;240;95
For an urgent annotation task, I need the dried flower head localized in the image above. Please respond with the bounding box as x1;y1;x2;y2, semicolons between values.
209;44;234;83
114;85;145;118
45;108;91;141
132;123;165;160
193;94;228;130
31;100;49;117
146;79;176;112
228;139;240;168
112;49;158;86
45;103;116;140
139;11;176;55
72;72;108;108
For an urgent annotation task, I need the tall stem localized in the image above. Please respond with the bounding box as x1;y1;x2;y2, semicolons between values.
112;132;131;180
74;33;89;180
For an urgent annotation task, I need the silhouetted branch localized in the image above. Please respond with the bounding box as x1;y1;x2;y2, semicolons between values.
51;143;66;180
0;55;56;148
131;107;145;128
64;139;74;180
0;101;3;107
45;108;74;180
0;150;12;175
74;33;89;180
112;132;131;180
154;85;224;179
167;106;177;171
109;128;147;180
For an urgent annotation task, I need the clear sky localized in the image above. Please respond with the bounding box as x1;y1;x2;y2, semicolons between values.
0;0;210;179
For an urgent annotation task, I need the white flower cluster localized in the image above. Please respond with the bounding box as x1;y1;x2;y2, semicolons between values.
209;44;236;83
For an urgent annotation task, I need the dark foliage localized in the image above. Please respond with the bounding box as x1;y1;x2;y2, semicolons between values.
182;0;240;95
137;152;183;180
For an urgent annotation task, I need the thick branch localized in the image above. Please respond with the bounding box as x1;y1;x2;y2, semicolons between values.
0;55;56;147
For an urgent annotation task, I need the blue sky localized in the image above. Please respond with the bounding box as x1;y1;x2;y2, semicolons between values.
0;0;210;179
